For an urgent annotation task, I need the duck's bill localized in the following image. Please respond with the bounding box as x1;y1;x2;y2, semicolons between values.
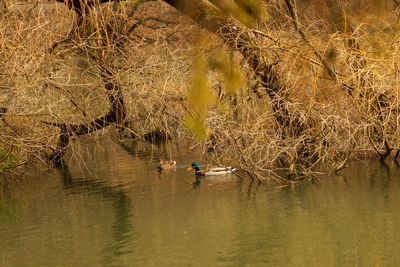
186;167;193;171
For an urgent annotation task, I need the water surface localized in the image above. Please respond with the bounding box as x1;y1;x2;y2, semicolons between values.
1;139;400;266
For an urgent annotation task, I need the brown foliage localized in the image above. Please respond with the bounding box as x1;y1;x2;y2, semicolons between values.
1;0;400;184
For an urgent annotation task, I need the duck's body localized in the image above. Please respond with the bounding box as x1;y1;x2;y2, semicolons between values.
189;162;236;176
158;160;177;170
204;167;236;176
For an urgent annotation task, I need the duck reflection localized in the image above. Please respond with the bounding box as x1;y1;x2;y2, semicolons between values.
193;176;203;189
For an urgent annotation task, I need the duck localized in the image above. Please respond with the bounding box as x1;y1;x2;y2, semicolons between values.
188;162;236;176
157;160;177;170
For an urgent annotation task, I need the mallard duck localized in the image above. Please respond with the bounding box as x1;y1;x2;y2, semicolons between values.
188;162;236;176
157;160;177;170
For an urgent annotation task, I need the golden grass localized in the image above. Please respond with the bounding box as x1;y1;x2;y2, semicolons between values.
0;0;399;184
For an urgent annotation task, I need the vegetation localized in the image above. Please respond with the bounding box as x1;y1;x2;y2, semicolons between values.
0;0;400;184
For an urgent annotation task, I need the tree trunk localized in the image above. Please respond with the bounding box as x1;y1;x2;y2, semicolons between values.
49;0;128;165
162;0;303;133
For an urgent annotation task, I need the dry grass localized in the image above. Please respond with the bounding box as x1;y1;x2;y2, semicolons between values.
196;0;400;182
0;0;400;184
0;0;194;176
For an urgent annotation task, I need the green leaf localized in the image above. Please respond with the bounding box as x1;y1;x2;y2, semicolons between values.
184;115;209;141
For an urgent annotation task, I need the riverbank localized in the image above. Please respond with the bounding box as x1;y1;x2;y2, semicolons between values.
1;1;400;183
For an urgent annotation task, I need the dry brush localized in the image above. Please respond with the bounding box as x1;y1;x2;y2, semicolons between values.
0;0;399;185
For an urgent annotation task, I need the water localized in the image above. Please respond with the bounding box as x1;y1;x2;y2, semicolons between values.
1;139;400;266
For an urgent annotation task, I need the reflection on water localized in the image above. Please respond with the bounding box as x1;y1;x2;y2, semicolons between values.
1;139;400;266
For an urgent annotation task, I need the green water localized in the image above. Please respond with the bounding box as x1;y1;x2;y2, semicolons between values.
1;139;400;266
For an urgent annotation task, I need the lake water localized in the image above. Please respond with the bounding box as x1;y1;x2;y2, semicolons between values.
1;139;400;266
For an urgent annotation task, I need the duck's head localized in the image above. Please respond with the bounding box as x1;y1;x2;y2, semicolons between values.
189;162;202;172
